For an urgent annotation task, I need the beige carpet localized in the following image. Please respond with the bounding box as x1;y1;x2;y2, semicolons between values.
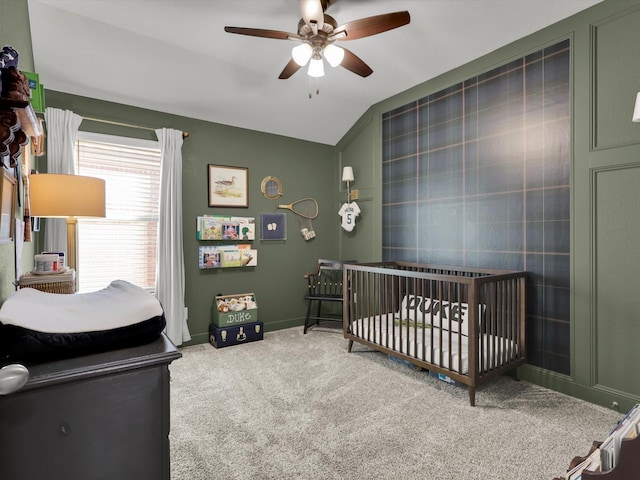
169;326;622;480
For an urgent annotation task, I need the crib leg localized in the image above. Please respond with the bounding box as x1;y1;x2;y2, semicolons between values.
348;340;353;352
468;386;476;407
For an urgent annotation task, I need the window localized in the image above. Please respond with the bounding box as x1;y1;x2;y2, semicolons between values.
75;132;161;293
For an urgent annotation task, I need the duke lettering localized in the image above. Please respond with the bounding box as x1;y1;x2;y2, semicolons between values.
406;297;466;323
226;311;253;324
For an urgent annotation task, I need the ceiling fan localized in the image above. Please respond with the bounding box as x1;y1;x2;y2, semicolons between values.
224;0;410;81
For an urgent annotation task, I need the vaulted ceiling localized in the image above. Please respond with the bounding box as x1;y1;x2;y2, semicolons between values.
27;0;602;145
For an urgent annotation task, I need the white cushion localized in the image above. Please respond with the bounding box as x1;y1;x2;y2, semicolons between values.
0;280;163;334
398;295;474;336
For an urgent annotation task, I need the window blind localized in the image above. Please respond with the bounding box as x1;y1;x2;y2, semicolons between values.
75;132;160;293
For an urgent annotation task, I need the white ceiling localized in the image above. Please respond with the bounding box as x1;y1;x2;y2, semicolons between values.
27;0;602;146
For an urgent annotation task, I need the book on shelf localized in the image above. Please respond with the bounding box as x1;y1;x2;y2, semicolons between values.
231;217;256;240
197;215;224;240
197;215;255;240
221;248;242;267
199;245;257;269
598;403;640;474
240;247;257;267
566;448;602;479
609;403;640;436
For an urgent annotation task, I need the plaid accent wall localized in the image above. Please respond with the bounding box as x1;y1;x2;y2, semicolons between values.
382;39;571;374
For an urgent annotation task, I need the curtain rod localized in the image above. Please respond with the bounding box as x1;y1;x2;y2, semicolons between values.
82;116;189;138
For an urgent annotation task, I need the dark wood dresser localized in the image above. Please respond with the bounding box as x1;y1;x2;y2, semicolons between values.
0;333;181;480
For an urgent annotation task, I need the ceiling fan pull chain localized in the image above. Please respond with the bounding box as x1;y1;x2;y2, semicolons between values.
308;77;320;99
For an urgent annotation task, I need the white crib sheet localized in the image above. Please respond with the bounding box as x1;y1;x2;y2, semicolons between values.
350;315;518;375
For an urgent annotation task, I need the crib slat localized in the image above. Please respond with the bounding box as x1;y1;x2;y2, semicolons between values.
468;277;479;385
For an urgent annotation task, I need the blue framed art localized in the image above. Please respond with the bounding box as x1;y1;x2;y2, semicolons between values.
260;213;286;241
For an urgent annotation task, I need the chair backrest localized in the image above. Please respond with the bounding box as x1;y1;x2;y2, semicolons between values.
305;259;357;298
318;258;353;270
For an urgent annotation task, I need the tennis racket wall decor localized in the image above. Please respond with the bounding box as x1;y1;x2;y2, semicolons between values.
277;197;319;240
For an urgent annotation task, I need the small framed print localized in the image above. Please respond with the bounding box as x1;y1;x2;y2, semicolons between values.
208;164;248;208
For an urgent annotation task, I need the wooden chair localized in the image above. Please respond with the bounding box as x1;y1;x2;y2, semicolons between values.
303;259;356;334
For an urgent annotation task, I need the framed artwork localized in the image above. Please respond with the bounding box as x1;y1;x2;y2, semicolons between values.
0;169;17;243
260;213;286;241
208;164;248;208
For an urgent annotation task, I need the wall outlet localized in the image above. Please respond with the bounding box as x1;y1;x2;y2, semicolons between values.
351;189;359;200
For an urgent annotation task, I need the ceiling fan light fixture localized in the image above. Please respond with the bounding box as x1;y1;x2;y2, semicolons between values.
307;57;325;77
323;44;344;67
225;5;411;81
292;43;313;66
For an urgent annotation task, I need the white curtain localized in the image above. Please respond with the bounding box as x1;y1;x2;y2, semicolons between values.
155;128;191;345
43;108;83;252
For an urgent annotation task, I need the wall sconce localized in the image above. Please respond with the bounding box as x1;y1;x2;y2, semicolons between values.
29;173;106;276
339;166;361;232
342;166;354;203
633;92;640;122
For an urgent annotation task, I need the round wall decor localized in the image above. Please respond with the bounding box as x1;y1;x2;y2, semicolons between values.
260;176;283;199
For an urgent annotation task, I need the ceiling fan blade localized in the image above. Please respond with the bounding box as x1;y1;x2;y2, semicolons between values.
333;11;410;40
299;0;324;31
278;58;303;79
224;26;293;40
340;48;373;77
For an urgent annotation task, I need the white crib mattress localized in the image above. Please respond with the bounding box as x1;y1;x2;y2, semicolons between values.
349;315;518;375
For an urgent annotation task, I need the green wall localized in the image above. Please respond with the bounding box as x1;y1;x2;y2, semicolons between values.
0;0;37;303
337;0;640;411
337;113;381;262
44;90;339;344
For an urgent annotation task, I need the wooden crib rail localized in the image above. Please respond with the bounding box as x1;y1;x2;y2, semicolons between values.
343;262;527;406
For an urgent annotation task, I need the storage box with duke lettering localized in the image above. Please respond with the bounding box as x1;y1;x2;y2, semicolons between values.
209;321;264;349
211;293;258;327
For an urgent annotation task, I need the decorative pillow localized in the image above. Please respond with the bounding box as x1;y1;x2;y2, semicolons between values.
0;280;166;363
398;295;472;337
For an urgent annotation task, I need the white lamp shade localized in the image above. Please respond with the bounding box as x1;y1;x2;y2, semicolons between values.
307;58;325;78
292;43;313;67
323;44;344;67
633;92;640;122
342;166;354;183
29;173;106;218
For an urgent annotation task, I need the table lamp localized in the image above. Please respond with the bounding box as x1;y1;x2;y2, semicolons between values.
29;173;106;272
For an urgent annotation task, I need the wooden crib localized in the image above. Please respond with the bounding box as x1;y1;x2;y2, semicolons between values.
343;262;526;406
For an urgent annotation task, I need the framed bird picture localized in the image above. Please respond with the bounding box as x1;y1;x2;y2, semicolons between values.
208;164;248;208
